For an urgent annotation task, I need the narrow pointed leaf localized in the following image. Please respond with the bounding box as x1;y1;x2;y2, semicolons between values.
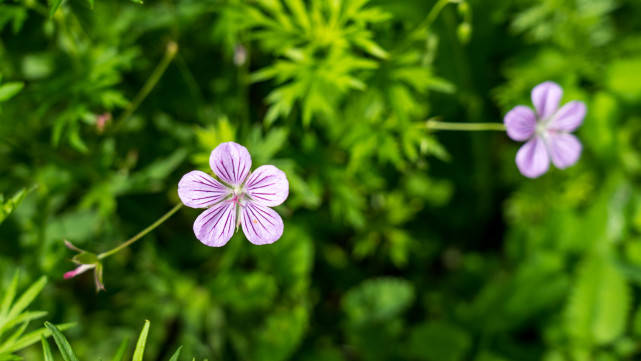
0;272;20;318
110;338;129;361
132;320;150;361
44;322;79;361
8;277;47;320
41;335;54;361
167;346;182;361
49;0;64;18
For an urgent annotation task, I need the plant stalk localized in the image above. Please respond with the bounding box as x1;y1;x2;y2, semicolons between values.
425;120;506;132
97;203;183;260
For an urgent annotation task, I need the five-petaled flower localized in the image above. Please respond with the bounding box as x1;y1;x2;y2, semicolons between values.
504;81;586;178
178;142;289;246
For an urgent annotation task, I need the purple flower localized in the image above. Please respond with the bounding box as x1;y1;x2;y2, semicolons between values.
178;142;289;247
504;81;586;178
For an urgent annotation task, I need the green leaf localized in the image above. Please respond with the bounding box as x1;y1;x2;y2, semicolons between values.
110;338;129;361
342;278;415;325
0;82;23;102
0;187;34;225
7;277;47;320
10;323;74;352
49;0;63;18
132;320;150;361
565;256;630;345
41;335;54;361
0;273;19;318
408;321;471;361
44;322;79;361
168;346;182;361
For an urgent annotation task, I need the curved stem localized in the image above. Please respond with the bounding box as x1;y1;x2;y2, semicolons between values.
425;120;506;132
98;203;183;260
411;0;462;38
112;41;178;131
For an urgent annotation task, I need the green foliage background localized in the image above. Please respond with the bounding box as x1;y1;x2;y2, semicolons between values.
1;0;641;360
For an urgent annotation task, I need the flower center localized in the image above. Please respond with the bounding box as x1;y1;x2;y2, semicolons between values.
231;187;245;204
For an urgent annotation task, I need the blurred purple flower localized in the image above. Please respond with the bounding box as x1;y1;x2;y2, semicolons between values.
178;142;289;247
504;81;586;178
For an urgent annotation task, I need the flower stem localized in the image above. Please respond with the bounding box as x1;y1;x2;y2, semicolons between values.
112;41;178;131
425;120;506;132
411;0;462;38
97;203;183;260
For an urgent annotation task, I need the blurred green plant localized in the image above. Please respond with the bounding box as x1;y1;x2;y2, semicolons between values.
0;273;71;360
41;321;186;361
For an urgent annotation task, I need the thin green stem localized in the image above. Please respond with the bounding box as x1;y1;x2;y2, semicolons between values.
113;41;178;131
425;120;506;132
411;0;461;38
98;203;183;260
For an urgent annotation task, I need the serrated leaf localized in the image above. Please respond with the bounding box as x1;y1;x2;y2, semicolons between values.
342;277;414;325
132;320;150;361
44;322;78;361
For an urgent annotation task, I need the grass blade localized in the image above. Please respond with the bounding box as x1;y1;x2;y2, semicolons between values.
44;322;78;361
110;337;129;361
10;322;74;352
167;346;182;361
132;320;150;361
0;272;19;318
7;277;47;320
41;335;54;361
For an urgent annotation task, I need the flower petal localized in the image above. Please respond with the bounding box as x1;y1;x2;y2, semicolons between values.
504;105;537;141
516;136;550;178
193;201;237;247
63;264;94;279
178;171;231;208
209;142;252;186
240;202;284;245
245;165;289;207
547;133;582;169
531;81;562;119
548;101;586;132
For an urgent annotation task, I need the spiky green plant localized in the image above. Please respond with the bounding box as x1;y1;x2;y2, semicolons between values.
42;321;187;361
0;273;72;361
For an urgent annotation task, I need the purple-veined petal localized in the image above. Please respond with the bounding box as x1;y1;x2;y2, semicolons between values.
193;200;237;247
548;101;586;132
504;105;537;141
244;165;289;207
531;81;563;119
209;142;252;186
178;171;231;209
240;202;284;245
547;133;582;169
516;136;550;178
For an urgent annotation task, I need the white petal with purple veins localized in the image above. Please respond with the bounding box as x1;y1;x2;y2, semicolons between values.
245;165;289;207
193;200;237;247
516;136;550;178
209;142;252;186
240;202;284;245
531;81;563;119
178;171;231;209
504;105;537;141
548;101;586;132
547;133;582;169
